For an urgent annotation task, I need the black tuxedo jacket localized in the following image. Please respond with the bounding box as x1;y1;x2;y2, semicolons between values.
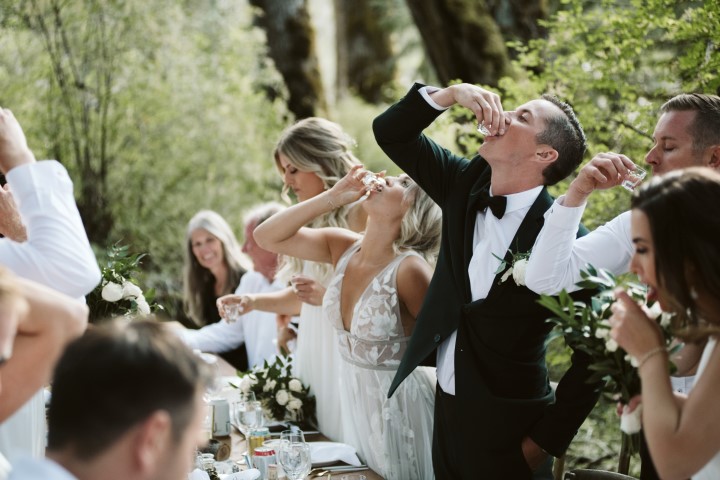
373;83;601;477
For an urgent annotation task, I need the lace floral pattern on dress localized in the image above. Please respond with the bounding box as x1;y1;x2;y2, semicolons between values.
323;247;411;371
322;241;436;479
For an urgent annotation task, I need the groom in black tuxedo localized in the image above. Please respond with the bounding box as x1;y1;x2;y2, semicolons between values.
373;83;602;479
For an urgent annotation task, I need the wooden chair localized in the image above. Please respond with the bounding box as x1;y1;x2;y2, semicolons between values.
564;469;638;479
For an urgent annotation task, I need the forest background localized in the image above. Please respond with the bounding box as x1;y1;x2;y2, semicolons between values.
1;0;718;475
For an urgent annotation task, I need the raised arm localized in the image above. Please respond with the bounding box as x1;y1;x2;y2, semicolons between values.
0;275;89;422
0;108;101;296
253;165;366;264
525;153;638;295
217;286;302;317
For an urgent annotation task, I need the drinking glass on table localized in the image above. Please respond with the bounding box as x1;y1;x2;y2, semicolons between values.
277;431;311;480
231;391;264;438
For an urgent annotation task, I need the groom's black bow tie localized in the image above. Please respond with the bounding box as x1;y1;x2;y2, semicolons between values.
474;189;507;219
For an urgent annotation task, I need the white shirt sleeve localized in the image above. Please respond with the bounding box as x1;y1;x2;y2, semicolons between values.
0;161;101;297
418;86;450;111
179;318;246;353
525;196;634;295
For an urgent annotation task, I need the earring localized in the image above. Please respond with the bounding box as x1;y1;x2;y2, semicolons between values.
690;286;699;300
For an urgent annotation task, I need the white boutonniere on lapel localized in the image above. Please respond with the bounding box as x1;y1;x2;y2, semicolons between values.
493;250;531;286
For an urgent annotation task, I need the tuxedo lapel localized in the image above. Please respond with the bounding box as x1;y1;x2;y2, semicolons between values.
509;187;553;255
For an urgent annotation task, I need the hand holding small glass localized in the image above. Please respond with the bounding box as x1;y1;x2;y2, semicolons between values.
217;294;254;322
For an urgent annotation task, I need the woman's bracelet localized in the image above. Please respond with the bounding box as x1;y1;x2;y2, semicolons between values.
326;195;337;210
637;346;666;370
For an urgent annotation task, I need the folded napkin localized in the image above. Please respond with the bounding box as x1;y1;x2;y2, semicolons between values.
189;468;261;480
221;469;260;480
309;441;361;466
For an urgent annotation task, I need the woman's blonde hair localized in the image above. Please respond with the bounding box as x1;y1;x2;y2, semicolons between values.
273;117;360;282
182;210;250;326
396;183;441;266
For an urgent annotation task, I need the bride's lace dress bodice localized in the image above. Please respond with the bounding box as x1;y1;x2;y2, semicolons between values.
323;242;435;479
324;244;411;371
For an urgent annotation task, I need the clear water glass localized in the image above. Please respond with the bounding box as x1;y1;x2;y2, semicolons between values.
277;434;311;480
231;391;263;437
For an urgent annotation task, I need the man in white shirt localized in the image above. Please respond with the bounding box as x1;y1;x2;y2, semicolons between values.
525;94;720;380
178;202;287;369
374;82;600;479
525;93;720;480
9;320;212;480
526;93;720;296
0;107;100;462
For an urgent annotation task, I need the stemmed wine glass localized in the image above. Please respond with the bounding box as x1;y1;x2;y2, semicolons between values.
231;391;264;438
277;430;311;480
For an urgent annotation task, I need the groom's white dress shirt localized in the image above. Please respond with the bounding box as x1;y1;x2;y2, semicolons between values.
525;196;633;295
0;161;100;464
179;270;285;369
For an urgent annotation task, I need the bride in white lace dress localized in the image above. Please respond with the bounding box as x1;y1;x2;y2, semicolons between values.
255;165;441;479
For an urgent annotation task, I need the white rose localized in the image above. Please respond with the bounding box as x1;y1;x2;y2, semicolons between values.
620;403;643;434
605;338;619;352
288;379;302;392
263;379;277;392
122;281;143;299
135;296;151;315
101;281;124;302
626;354;640;368
647;301;663;319
512;259;528;286
287;398;302;411
275;389;289;406
595;319;611;339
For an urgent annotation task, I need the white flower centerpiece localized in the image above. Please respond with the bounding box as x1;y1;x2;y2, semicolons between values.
86;243;162;322
236;354;316;426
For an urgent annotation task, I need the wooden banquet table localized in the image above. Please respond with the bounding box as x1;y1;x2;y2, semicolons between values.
214;355;384;479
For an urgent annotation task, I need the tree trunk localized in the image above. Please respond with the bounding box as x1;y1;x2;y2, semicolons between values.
334;0;396;103
25;0;115;244
403;0;518;86
489;0;547;49
250;0;326;119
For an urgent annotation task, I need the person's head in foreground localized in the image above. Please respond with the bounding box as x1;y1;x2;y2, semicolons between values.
45;319;212;480
630;167;720;338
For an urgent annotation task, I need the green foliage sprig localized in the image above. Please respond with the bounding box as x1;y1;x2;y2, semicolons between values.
86;243;163;322
236;354;316;426
539;266;677;404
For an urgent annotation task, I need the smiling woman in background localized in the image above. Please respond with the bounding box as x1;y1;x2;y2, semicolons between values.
183;209;251;370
